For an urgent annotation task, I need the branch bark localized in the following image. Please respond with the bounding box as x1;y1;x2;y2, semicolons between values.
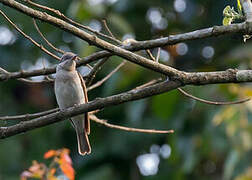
1;0;252;82
0;80;181;139
1;68;252;139
1;0;252;140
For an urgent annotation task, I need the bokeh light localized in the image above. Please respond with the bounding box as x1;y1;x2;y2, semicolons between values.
150;144;160;154
21;57;50;81
174;0;187;13
202;46;215;59
87;0;104;6
136;153;160;176
176;43;188;55
160;49;170;62
89;20;102;32
146;8;168;30
0;26;16;45
160;144;171;159
78;66;92;76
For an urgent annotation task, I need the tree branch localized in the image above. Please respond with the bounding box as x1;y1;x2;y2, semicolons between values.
2;0;252;82
0;80;180;139
1;68;252;139
85;57;110;86
0;109;100;121
0;108;58;121
32;18;64;54
24;0;121;45
177;88;250;105
87;61;126;91
90;115;174;134
0;9;60;60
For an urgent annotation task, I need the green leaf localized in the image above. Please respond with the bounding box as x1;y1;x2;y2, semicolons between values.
223;17;233;25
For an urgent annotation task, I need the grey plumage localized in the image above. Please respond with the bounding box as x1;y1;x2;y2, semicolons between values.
55;52;91;155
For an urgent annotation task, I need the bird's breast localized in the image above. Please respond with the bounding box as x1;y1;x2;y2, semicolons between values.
55;70;85;109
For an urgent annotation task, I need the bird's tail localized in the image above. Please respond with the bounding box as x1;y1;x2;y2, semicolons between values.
76;131;91;155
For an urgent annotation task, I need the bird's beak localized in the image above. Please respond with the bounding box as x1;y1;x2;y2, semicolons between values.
71;55;78;61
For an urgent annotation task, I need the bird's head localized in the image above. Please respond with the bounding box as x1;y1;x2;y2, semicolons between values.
58;52;77;71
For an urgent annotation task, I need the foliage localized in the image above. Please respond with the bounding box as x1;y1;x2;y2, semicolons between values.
21;149;75;180
222;0;243;25
0;0;252;180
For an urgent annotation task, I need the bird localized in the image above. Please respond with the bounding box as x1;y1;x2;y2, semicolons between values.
54;52;91;155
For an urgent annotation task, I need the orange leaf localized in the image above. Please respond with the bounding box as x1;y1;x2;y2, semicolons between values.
44;150;57;159
60;152;72;165
60;162;75;180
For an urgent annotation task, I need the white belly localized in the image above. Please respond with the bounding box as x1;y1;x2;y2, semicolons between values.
55;70;85;110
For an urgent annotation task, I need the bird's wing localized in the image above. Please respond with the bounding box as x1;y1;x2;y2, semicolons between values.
77;72;90;135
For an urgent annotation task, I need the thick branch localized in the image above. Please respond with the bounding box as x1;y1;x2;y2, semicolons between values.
2;0;252;82
3;0;251;50
1;68;252;139
0;80;181;139
0;0;181;77
184;69;252;84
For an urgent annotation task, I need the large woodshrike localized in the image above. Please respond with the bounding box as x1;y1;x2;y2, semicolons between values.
55;52;91;155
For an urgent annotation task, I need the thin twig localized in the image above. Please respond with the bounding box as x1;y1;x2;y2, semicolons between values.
178;88;250;105
32;18;93;69
155;47;161;62
87;61;126;91
32;18;64;54
133;78;163;90
0;9;60;61
85;57;110;86
102;19;117;40
146;49;156;61
24;0;121;45
86;19;121;86
90;115;174;134
0;108;59;121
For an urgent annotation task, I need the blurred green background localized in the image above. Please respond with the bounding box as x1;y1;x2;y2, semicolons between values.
1;0;252;179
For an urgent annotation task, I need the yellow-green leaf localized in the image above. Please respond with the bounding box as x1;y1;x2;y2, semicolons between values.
223;5;231;16
223;17;233;25
237;0;242;11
